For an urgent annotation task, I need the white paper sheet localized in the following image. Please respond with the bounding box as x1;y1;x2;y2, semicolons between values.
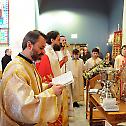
52;71;74;86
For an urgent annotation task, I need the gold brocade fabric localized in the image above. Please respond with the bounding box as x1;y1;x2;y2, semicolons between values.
0;56;64;126
48;88;69;126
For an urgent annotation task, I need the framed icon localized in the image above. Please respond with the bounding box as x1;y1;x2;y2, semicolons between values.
0;0;9;45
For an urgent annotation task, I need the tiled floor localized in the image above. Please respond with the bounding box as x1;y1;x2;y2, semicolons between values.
69;102;89;126
69;90;112;126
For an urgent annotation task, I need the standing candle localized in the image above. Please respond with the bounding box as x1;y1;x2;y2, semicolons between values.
117;24;120;31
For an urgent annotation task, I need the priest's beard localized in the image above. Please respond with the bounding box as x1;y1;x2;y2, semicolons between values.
53;44;61;51
31;50;44;61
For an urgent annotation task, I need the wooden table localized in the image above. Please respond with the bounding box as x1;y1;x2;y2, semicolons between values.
90;94;126;126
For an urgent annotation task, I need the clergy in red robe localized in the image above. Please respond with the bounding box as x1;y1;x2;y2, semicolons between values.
36;54;54;83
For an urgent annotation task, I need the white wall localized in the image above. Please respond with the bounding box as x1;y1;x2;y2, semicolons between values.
122;0;126;45
0;0;39;70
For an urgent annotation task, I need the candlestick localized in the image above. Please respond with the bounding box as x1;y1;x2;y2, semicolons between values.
117;24;120;31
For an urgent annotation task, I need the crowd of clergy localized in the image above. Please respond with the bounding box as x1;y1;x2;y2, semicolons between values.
0;29;126;126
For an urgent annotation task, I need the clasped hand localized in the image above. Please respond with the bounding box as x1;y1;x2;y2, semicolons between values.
52;84;64;96
62;56;68;63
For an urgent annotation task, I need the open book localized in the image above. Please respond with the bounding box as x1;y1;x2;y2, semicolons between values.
101;98;119;112
52;71;74;86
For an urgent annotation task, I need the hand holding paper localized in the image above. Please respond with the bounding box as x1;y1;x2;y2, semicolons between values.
52;84;64;96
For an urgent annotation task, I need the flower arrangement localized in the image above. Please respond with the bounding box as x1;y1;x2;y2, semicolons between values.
83;60;107;80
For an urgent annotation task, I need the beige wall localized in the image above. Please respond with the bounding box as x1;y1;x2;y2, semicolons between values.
0;0;39;70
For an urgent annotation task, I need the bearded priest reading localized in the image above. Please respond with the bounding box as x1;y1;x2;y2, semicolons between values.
0;30;65;126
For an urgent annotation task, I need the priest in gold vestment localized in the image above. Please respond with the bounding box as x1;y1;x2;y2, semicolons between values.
0;30;64;126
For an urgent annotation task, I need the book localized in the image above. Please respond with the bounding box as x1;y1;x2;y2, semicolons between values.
52;71;74;86
103;105;119;112
101;98;119;112
89;89;99;94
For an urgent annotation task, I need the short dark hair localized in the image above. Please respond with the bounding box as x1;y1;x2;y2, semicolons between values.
72;49;79;55
121;45;126;50
92;48;99;53
5;49;9;54
120;45;126;55
60;35;65;37
22;30;46;50
46;31;59;45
